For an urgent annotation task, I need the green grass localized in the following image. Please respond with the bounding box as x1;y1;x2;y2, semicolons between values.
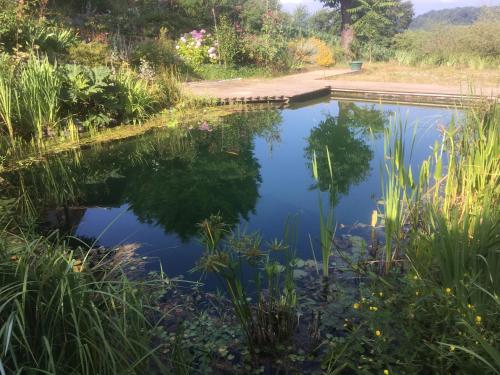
0;230;166;374
190;64;278;81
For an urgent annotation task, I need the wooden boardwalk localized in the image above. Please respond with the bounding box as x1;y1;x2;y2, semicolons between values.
185;69;500;105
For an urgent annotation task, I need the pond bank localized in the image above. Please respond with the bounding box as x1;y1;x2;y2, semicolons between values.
185;68;500;106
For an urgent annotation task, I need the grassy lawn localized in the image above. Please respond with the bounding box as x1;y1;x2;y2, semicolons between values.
331;62;500;87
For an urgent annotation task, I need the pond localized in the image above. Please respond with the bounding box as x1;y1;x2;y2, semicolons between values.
3;98;462;286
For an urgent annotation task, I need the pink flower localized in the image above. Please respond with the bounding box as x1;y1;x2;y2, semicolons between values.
199;121;212;131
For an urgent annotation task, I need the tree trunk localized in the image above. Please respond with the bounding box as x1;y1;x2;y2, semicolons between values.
340;0;354;56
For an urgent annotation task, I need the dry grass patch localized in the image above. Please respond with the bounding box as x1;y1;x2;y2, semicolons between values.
330;62;500;88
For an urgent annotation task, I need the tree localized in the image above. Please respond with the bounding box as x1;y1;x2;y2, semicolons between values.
308;9;340;37
349;0;397;62
320;0;355;54
290;4;310;37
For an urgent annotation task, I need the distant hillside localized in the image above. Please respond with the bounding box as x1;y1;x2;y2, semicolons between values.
410;6;500;29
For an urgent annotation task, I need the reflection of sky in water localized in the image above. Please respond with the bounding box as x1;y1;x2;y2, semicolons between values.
74;100;462;281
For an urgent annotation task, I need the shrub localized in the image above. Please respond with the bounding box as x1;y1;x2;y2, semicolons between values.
131;28;177;68
215;16;242;67
287;38;315;69
393;21;500;68
60;64;118;128
115;67;158;124
176;30;218;72
68;41;111;67
310;37;335;66
241;11;289;71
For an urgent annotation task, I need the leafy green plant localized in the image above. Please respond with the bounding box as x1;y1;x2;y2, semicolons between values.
216;16;242;67
68;41;111;67
17;55;62;139
176;30;217;72
194;215;298;353
115;67;158;124
131;28;177;68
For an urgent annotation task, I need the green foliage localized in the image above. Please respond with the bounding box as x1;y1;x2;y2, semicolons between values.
393;20;500;68
68;41;111;67
324;104;500;374
410;5;500;30
195;215;298;352
0;230;164;374
324;272;500;373
349;0;399;62
17;55;62;139
60;64;117;128
115;67;159;125
242;11;290;70
216;16;242;67
176;30;217;72
131;28;177;68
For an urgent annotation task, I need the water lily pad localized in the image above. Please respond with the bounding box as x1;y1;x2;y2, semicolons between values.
293;269;308;279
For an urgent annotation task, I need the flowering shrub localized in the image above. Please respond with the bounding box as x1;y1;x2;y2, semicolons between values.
176;30;218;71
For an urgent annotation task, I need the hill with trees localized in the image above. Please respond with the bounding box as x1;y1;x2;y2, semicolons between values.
410;6;500;29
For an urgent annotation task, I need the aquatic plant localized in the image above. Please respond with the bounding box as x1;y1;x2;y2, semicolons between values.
194;215;298;353
312;149;335;278
381;117;415;273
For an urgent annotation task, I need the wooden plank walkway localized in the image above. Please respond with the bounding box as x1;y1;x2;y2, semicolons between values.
184;69;500;105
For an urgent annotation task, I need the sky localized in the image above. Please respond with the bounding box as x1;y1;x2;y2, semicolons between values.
281;0;500;15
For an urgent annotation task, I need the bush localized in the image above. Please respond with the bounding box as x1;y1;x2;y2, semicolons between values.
68;41;111;67
310;37;335;66
241;11;289;71
287;39;315;69
176;30;218;72
215;16;242;67
115;67;159;124
393;21;500;68
131;28;177;68
60;64;118;128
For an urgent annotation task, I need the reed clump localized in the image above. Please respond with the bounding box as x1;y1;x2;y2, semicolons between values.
0;230;166;374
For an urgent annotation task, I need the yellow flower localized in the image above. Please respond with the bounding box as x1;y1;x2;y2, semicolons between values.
369;306;378;312
375;330;381;337
415;291;420;296
450;345;456;352
467;304;474;310
445;288;452;294
384;370;389;375
413;275;418;280
353;303;360;310
475;315;482;325
379;292;383;297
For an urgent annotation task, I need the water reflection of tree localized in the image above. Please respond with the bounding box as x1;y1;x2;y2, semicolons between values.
5;109;283;240
305;102;386;205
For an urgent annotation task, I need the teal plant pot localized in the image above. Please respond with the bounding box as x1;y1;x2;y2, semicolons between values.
349;61;363;71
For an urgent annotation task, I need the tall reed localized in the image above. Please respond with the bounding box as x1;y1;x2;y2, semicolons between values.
0;71;14;142
312;148;335;277
381;119;415;273
17;55;61;139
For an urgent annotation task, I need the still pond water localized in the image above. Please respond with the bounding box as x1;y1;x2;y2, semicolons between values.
8;99;462;283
